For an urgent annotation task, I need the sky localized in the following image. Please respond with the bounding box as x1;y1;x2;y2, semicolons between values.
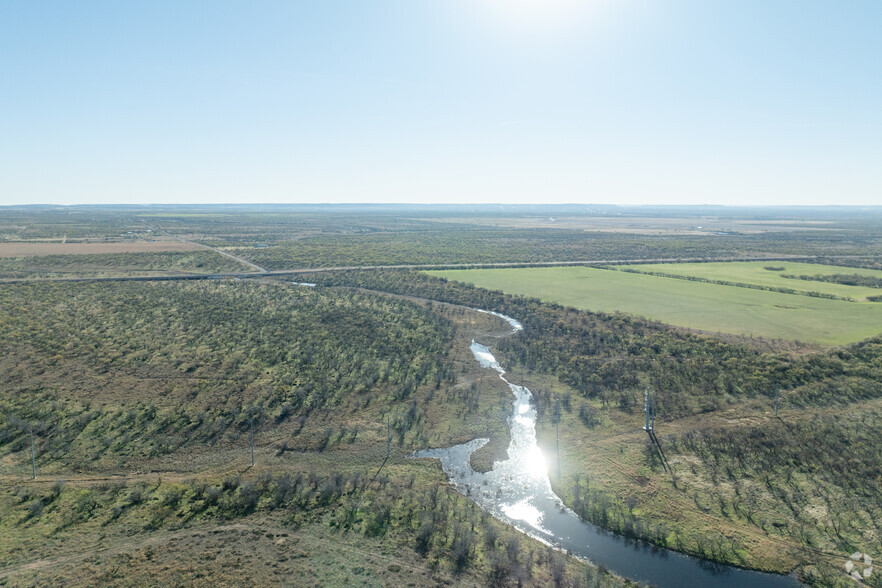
1;1;880;206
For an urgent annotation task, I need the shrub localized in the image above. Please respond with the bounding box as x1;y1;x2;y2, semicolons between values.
67;490;99;524
28;499;44;519
127;486;145;506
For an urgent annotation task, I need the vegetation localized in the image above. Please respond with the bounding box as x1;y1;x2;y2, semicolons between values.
295;270;882;416
617;267;852;301
224;229;754;270
0;251;249;279
3;206;881;276
2;277;618;585
288;268;882;585
428;266;882;344
1;468;622;587
3;206;882;586
784;272;882;289
622;261;882;302
0;280;455;468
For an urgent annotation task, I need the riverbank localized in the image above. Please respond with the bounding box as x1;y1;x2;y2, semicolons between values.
416;323;802;588
509;361;879;587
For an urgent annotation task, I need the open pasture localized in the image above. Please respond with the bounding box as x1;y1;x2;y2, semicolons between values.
427;265;882;345
622;261;882;301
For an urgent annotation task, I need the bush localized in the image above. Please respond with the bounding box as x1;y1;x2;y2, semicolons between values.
28;499;44;519
579;403;599;428
16;487;34;503
204;486;222;508
127;486;145;506
67;490;99;524
220;481;259;516
49;480;65;501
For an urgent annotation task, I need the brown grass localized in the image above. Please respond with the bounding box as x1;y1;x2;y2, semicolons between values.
0;242;202;258
0;512;483;587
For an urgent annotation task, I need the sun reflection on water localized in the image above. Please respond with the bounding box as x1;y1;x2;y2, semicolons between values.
522;445;547;479
501;498;547;532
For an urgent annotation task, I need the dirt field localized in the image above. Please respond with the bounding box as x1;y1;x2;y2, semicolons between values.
0;241;203;257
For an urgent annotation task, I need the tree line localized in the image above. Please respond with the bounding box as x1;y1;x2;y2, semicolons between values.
289;269;882;418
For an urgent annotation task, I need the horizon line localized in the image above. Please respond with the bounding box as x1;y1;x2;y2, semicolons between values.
4;202;882;209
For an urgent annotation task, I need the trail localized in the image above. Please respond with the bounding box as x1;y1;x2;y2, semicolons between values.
151;226;269;274
192;241;269;274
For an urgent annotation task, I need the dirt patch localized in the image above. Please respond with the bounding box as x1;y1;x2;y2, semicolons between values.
0;241;203;257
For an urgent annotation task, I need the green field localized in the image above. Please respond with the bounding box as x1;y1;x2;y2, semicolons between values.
427;265;882;345
623;261;882;301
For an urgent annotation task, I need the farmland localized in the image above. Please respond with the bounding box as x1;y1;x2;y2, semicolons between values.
428;265;882;345
622;261;882;302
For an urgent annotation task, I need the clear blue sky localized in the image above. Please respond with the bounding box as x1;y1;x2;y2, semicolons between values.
2;1;880;206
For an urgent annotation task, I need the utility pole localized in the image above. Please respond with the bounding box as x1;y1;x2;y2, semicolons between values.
250;418;254;467
651;387;656;432
644;387;651;432
386;414;391;459
30;429;36;479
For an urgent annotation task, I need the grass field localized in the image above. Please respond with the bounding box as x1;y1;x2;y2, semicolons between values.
427;266;882;345
623;261;882;301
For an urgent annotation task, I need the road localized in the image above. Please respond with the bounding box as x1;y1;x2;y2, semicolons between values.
0;254;861;285
148;226;270;274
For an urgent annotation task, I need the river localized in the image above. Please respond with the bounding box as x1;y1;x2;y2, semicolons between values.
413;312;802;588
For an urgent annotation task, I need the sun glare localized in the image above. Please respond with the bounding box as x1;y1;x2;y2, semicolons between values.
523;445;548;479
482;0;593;36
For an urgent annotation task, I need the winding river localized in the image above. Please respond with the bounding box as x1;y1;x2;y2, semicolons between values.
413;312;802;588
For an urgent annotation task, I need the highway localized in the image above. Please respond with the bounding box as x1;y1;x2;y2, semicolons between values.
0;254;866;285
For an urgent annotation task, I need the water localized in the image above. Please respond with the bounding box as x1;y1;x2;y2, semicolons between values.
474;309;524;332
413;315;801;588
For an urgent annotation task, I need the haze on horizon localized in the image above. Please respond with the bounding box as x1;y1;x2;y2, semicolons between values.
1;1;880;207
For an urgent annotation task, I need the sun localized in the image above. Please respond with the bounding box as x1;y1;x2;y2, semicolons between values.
482;0;592;34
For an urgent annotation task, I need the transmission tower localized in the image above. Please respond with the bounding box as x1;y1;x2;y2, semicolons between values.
643;387;656;432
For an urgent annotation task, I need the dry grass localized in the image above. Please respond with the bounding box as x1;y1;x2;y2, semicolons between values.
0;513;478;588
